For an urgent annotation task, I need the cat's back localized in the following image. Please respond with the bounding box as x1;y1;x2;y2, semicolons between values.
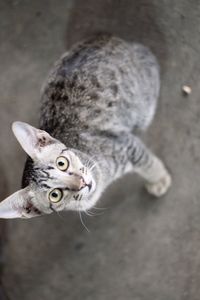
41;34;159;136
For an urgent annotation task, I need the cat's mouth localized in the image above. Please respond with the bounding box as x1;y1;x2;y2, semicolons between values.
80;180;92;191
87;179;96;194
87;182;92;191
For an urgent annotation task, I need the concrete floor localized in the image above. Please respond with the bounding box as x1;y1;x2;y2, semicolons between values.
1;0;200;299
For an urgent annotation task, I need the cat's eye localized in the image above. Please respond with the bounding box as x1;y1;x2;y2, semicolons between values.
49;188;63;203
56;156;69;171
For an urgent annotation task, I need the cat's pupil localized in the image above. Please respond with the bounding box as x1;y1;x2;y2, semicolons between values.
52;192;58;198
58;162;64;166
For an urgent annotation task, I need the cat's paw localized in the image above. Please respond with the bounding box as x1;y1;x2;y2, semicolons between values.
145;172;172;197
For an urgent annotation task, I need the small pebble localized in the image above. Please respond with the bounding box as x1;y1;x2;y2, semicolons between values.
182;85;192;95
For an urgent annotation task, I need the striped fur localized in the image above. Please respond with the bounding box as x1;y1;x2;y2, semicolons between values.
0;34;171;219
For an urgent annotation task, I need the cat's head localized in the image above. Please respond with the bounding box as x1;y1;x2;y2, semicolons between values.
0;122;101;219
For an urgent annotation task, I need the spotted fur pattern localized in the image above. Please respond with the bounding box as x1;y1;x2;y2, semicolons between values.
23;33;171;215
0;34;171;220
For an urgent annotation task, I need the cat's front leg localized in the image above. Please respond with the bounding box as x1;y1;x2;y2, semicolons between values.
129;136;172;197
142;158;172;197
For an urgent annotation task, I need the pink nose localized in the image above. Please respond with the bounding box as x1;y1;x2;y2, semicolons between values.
79;178;86;189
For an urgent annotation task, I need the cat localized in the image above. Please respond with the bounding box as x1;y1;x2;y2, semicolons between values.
0;33;171;219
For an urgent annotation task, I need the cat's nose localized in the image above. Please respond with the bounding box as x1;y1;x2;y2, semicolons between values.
66;173;89;191
79;177;86;190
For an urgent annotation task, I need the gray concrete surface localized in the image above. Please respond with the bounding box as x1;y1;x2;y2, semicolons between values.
1;0;200;299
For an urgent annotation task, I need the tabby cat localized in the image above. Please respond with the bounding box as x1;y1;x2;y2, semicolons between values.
0;34;171;219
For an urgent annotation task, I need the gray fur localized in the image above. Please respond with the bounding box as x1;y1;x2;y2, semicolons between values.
38;34;159;181
5;33;171;219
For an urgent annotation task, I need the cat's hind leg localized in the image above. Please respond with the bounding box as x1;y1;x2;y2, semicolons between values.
128;136;171;197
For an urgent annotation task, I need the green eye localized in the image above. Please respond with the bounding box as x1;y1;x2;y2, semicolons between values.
49;188;63;203
56;156;69;171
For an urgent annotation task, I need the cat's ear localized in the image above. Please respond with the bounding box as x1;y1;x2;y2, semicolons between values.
0;187;40;219
12;121;56;160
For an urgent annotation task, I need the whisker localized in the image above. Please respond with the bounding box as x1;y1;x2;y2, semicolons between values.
85;209;103;217
79;210;90;232
84;210;94;217
85;160;93;169
84;208;101;217
89;162;98;172
85;156;97;170
93;205;108;211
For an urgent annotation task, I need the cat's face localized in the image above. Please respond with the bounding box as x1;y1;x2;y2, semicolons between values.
0;122;99;219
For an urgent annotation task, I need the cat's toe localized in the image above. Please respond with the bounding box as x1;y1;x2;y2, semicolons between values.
145;172;172;197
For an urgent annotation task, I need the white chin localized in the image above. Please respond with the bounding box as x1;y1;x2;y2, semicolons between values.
65;181;101;212
79;188;102;212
